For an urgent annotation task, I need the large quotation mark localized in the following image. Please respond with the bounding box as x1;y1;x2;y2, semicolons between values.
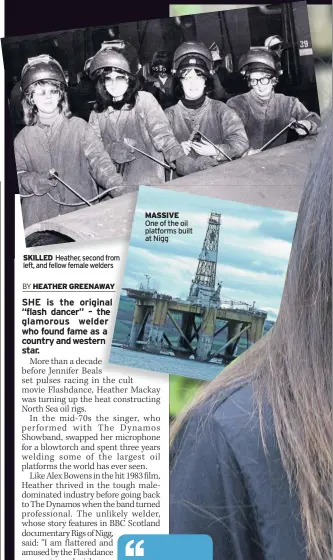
125;539;145;557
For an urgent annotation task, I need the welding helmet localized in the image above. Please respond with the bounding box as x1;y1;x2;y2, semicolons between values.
90;40;141;78
238;48;282;76
89;45;131;77
264;35;283;50
21;55;66;92
84;57;93;74
172;41;214;77
151;50;172;73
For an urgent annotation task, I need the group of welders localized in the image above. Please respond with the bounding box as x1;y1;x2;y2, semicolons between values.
12;37;321;228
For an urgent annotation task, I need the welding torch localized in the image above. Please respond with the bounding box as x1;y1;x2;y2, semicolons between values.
20;169;126;206
188;126;232;162
258;118;309;152
188;124;201;142
123;138;175;180
49;169;93;207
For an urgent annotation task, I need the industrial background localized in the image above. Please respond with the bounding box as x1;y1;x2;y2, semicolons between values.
3;3;320;112
170;4;332;113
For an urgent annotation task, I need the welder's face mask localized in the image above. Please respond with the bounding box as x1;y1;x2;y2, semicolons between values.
270;43;283;57
104;69;129;98
180;68;206;100
248;71;276;99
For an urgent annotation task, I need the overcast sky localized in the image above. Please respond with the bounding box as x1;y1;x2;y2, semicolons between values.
121;186;298;321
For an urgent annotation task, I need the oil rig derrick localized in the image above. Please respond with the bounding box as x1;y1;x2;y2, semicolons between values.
188;212;221;308
124;211;267;363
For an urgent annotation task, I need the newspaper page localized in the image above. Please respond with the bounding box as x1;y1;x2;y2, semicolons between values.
15;201;169;558
3;4;331;560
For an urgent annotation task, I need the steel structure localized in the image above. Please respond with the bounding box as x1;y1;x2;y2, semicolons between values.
188;212;221;307
121;211;268;363
124;289;267;363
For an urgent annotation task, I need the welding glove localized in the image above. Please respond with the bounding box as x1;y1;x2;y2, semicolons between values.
175;155;201;176
99;174;140;201
108;185;140;198
191;139;218;157
294;120;312;136
19;171;58;195
105;174;124;190
108;139;136;164
242;148;261;157
181;141;192;156
195;156;219;171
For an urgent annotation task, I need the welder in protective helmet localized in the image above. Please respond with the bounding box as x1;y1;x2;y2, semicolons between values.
14;54;123;229
227;48;321;155
89;41;202;185
165;41;249;171
143;50;176;110
264;35;284;58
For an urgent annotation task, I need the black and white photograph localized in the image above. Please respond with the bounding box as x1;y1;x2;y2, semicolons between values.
2;1;321;246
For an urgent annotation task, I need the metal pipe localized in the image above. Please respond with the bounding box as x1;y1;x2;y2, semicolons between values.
209;323;251;359
123;140;174;171
282;3;293;82
230;328;244;355
49;169;92;207
189;316;201;342
258;119;296;152
213;321;228;338
136;308;151;340
196;130;232;161
167;311;194;352
163;333;173;348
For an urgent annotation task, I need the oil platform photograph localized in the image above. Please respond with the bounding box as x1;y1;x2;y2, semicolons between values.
109;186;297;381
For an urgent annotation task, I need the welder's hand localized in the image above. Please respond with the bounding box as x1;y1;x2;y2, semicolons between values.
191;139;218;157
20;171;58;195
175;155;199;176
105;174;124;190
242;148;261;157
181;141;192;156
195;156;219;170
109;139;136;164
295;120;311;136
108;185;140;198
